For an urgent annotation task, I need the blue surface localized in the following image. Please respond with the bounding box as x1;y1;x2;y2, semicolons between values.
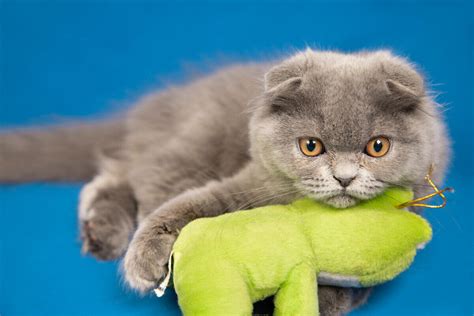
0;1;472;315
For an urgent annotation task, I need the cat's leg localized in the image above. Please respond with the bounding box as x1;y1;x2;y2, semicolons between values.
123;163;297;292
318;286;372;316
128;154;223;223
79;155;137;260
273;263;317;316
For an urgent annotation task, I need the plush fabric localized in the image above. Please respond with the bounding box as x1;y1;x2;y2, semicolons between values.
166;188;431;315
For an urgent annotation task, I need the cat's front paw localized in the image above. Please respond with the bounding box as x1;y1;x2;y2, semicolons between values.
123;230;176;293
80;201;133;261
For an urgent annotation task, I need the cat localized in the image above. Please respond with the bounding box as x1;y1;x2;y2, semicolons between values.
0;48;450;315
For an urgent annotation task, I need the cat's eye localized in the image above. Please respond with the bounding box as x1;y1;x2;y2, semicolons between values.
365;136;390;158
298;137;325;157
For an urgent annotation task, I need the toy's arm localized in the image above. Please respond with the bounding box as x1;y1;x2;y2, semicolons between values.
274;262;318;316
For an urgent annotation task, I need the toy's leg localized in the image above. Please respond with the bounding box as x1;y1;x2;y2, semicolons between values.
274;263;318;316
175;262;252;316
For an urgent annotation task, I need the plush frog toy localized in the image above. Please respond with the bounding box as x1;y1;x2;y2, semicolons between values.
156;188;432;316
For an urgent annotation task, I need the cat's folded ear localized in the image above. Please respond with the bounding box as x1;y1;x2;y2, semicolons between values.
265;77;303;96
380;55;426;112
260;51;313;112
262;77;303;113
384;79;423;112
264;65;303;92
264;50;312;91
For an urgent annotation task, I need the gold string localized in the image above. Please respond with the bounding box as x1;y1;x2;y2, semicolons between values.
396;164;453;209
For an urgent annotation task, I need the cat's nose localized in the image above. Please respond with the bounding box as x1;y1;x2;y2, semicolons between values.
333;176;355;188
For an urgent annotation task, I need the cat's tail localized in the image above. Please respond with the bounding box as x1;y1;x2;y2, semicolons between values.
0;120;125;183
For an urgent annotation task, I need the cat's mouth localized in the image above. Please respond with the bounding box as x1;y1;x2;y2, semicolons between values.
298;179;386;209
307;187;383;209
301;187;360;208
324;192;359;208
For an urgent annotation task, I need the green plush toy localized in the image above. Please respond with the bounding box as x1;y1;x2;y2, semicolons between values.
156;188;432;316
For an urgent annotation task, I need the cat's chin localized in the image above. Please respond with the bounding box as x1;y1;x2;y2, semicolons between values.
324;194;359;209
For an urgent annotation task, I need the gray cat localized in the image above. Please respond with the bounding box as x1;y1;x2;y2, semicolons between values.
0;49;450;315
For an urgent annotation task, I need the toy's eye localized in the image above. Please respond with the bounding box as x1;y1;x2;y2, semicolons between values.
365;136;390;158
298;137;325;157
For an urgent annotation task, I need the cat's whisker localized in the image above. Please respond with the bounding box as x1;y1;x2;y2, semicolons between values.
229;183;293;196
241;189;301;209
232;187;301;211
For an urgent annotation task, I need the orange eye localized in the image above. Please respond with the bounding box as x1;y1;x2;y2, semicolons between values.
298;137;325;157
365;137;390;158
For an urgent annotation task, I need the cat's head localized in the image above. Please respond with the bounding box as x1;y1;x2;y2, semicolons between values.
250;49;449;208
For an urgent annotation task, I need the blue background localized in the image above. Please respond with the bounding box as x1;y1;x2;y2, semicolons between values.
1;1;473;315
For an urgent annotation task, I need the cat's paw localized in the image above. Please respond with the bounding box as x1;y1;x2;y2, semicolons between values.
80;200;134;261
123;231;176;293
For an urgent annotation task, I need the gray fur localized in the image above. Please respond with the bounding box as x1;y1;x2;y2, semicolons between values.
0;120;124;182
81;183;136;260
0;49;450;315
